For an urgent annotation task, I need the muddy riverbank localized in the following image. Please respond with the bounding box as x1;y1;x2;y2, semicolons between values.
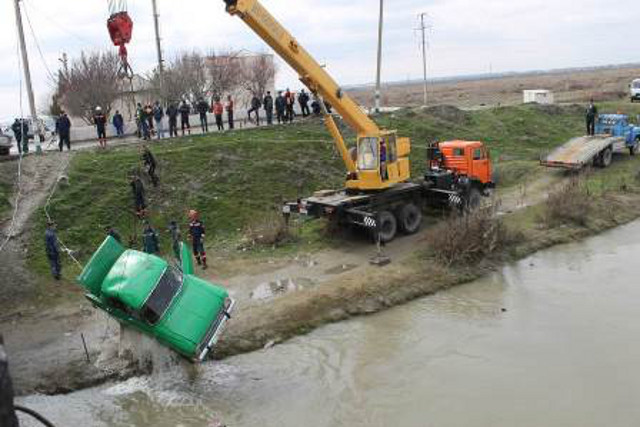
16;219;640;427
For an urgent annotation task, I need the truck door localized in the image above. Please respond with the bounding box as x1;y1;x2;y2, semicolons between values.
471;147;491;184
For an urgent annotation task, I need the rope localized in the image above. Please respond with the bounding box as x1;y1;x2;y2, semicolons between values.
43;155;84;270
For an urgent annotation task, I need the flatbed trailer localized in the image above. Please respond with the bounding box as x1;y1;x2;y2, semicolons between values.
541;135;625;170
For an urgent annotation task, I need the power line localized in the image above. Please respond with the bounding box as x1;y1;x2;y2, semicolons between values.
21;0;56;85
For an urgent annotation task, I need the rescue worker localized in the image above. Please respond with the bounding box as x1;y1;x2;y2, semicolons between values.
196;98;210;133
311;99;321;116
188;210;207;269
213;98;225;131
166;103;179;138
153;101;165;139
130;175;146;218
93;106;108;149
299;89;311;117
135;103;143;138
140;105;151;140
141;145;159;187
263;91;274;125
45;220;61;280
105;225;122;243
248;95;262;126
586;99;598;136
179;100;191;135
168;220;181;260
145;103;154;134
142;222;159;254
112;110;124;137
10;119;24;155
226;95;235;130
56;111;72;151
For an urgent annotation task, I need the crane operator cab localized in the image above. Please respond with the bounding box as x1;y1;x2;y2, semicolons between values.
348;131;411;192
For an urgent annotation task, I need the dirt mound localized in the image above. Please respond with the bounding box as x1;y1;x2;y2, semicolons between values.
423;105;470;124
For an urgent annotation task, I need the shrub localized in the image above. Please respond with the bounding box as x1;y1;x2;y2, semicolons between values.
542;177;592;227
241;210;291;248
424;203;515;266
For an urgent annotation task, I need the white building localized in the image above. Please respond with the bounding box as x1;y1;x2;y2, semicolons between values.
523;90;554;105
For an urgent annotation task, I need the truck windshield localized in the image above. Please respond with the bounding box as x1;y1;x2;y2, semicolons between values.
141;267;183;325
357;137;378;170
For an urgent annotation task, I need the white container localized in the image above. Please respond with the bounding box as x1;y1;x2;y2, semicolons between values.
523;89;554;105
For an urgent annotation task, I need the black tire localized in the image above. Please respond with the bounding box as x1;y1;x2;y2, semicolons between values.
377;211;397;243
465;187;482;210
398;203;422;234
599;147;613;168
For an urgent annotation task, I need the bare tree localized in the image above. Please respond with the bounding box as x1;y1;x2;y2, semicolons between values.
149;51;210;103
58;51;121;123
243;54;277;99
206;49;244;100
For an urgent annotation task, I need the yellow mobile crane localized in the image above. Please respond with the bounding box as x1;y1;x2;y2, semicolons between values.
224;0;410;191
223;0;494;242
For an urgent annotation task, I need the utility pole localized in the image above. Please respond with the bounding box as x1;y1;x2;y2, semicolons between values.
374;0;384;114
151;0;164;74
418;13;429;107
13;0;42;154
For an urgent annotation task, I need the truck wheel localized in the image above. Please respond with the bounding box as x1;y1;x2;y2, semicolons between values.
465;188;482;211
376;211;397;243
599;147;613;168
398;203;422;234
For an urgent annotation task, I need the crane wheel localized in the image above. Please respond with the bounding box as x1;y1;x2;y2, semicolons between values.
398;203;422;234
465;188;482;211
377;211;397;243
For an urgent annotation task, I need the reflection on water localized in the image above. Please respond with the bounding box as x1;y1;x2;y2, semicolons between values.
18;221;640;427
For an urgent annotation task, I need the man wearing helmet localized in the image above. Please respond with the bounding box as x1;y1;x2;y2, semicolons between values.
93;106;108;149
188;210;207;269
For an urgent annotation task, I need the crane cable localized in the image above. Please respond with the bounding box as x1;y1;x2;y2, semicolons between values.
43;154;84;270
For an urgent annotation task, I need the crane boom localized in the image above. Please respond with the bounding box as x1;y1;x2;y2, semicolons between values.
225;0;379;136
224;0;411;191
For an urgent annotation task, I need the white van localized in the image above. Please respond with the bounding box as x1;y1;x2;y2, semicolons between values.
631;79;640;102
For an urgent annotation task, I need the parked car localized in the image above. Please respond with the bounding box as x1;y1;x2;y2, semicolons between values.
0;129;11;155
631;79;640;102
78;236;235;362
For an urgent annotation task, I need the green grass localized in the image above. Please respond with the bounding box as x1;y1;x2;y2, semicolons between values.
26;100;639;277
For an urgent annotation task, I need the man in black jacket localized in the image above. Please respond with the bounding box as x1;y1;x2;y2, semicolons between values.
56;111;72;151
299;89;310;117
263;91;274;125
196;98;210;132
45;221;61;280
179;101;191;136
275;91;286;124
10;119;25;155
586;99;598;136
167;103;179;137
248;95;261;126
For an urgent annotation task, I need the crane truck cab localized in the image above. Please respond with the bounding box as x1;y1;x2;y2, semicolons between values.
350;130;411;191
630;79;640;103
424;140;494;208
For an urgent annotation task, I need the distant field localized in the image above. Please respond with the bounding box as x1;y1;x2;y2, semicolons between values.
350;66;640;109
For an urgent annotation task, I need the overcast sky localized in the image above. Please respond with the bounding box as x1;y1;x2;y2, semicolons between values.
1;0;638;121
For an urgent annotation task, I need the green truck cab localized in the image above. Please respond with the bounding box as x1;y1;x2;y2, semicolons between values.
77;236;234;362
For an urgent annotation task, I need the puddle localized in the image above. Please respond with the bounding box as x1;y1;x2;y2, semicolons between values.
249;277;314;301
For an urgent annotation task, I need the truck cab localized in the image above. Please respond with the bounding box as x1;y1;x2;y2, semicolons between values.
431;140;492;185
595;114;640;153
630;79;640;102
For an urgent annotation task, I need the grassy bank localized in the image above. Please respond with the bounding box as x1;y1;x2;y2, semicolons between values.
26;101;640;277
0;161;17;221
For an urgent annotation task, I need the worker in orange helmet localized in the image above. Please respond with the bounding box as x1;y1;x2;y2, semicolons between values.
188;210;207;269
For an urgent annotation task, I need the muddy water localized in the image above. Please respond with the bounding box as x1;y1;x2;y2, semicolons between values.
17;221;640;427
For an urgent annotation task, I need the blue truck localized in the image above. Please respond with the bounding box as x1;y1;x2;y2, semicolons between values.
542;114;640;169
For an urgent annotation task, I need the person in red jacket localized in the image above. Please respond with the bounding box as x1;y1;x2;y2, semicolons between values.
213;98;225;131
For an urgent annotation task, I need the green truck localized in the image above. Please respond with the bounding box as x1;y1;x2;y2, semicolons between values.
77;237;234;362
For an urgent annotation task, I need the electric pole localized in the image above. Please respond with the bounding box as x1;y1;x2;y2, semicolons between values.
374;0;384;114
13;0;42;154
418;13;429;107
151;0;164;73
